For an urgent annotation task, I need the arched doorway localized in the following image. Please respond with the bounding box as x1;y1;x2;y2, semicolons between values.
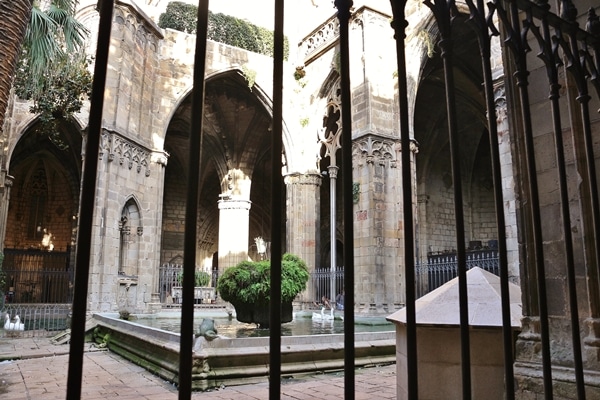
3;119;82;303
161;69;280;281
413;15;497;295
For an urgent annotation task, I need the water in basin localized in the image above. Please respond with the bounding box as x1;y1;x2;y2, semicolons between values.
129;310;394;338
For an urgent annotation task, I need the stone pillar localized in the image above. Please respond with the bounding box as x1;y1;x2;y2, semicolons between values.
353;136;408;314
0;174;13;249
285;172;321;306
416;193;429;296
147;150;169;313
494;82;520;284
218;197;251;274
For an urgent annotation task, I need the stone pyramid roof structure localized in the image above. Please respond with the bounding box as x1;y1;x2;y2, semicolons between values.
387;267;522;327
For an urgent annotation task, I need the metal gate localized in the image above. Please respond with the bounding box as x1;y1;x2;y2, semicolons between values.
65;1;599;399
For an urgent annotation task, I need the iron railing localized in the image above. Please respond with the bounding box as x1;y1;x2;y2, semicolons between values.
415;250;500;298
157;263;218;304
1;303;71;338
1;249;72;304
311;266;345;305
62;1;600;399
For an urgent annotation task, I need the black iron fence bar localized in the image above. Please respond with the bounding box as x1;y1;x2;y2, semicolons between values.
1;269;71;303
311;266;345;302
178;1;210;398
495;1;554;397
415;252;500;297
463;0;516;396
2;248;70;269
423;1;472;397
66;0;113;398
389;1;418;397
269;0;285;398
2;249;71;304
157;264;218;304
1;304;71;338
334;1;356;398
529;7;586;398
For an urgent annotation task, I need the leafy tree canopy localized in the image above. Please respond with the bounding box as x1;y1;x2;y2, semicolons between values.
158;1;289;60
13;0;92;144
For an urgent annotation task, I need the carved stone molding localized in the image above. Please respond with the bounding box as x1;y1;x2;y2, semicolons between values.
300;16;340;64
392;139;420;154
151;150;169;167
114;0;163;42
4;174;14;188
494;82;507;125
352;136;399;168
100;130;151;176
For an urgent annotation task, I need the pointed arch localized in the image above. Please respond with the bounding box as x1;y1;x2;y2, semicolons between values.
118;196;142;276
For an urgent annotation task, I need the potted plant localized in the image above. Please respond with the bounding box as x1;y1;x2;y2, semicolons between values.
194;270;210;287
217;253;309;328
173;270;213;303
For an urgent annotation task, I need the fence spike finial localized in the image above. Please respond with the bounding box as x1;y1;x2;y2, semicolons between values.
560;0;578;23
587;8;599;35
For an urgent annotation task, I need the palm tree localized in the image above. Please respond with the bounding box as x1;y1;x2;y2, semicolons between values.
0;0;87;135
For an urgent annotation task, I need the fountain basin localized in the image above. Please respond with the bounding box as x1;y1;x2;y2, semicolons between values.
91;312;395;391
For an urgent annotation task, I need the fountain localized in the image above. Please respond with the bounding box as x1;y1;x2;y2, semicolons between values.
91;310;395;391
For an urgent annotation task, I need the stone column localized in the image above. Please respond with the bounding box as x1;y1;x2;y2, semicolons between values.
416;193;429;296
218;197;251;274
353;136;407;314
0;174;13;249
285;172;321;306
494;82;520;284
0;171;14;251
147;150;169;313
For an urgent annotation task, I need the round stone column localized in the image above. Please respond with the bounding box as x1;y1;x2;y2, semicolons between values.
218;197;251;275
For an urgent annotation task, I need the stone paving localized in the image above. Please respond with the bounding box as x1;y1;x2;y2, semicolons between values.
0;336;397;399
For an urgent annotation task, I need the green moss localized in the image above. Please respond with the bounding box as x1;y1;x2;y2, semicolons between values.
241;64;257;90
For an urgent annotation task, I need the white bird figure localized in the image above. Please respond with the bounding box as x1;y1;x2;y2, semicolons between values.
4;314;25;331
312;307;334;321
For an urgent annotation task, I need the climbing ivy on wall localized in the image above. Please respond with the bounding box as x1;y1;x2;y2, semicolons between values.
158;1;289;60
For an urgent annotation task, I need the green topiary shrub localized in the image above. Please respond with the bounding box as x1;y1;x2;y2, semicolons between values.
217;253;309;327
217;253;308;304
158;1;289;60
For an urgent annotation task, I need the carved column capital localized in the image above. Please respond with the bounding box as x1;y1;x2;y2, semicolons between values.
284;172;323;187
352;136;399;167
217;197;252;211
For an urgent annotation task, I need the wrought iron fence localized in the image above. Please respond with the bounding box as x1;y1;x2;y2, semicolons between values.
415;250;499;298
59;0;600;398
157;263;218;304
1;303;71;338
1;249;72;304
311;266;344;304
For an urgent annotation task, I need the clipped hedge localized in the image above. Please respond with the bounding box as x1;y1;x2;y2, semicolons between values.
158;1;289;59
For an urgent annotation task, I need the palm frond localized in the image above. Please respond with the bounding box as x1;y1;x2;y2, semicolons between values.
46;4;89;52
52;0;78;15
26;7;61;77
